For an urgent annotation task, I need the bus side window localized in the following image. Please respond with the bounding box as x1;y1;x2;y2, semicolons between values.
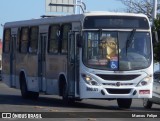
61;24;71;54
20;27;29;53
3;29;11;53
48;25;60;54
29;26;39;53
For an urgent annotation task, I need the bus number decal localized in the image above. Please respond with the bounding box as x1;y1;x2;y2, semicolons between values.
86;87;98;91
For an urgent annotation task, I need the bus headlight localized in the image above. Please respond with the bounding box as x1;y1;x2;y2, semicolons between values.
137;76;151;87
81;74;99;86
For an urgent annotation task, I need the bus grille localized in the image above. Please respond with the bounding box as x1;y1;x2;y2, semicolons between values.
106;89;131;94
96;74;140;81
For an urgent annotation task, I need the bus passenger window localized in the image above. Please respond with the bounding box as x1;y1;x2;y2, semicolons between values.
48;25;60;54
29;27;38;53
3;29;11;53
20;27;29;53
61;24;71;54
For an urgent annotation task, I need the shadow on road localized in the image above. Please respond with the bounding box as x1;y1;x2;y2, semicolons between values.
0;94;119;111
0;94;160;111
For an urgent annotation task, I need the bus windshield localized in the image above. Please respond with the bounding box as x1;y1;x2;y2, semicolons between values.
83;31;151;71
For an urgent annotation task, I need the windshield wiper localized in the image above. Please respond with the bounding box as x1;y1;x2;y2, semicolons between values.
126;28;136;56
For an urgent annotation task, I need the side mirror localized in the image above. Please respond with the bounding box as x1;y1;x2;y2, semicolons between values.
77;34;83;48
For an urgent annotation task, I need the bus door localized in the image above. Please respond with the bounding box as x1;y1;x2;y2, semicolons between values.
10;34;17;87
68;32;80;97
38;33;47;91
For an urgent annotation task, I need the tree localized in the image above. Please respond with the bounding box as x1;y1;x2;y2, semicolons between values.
153;19;160;62
119;0;160;20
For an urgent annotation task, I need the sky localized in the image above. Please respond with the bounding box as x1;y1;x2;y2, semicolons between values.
0;0;125;38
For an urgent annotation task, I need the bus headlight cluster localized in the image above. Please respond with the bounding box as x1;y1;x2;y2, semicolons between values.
137;76;151;87
81;74;99;86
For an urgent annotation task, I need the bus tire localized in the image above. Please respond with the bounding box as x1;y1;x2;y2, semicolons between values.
62;83;75;104
20;77;30;99
20;74;39;99
117;98;132;109
29;92;39;100
143;99;152;109
75;99;83;102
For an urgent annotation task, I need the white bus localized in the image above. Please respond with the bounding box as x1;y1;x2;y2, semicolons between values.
2;12;153;108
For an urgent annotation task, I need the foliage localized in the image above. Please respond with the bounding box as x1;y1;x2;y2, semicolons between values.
154;41;160;62
154;19;160;31
153;19;160;62
119;0;160;20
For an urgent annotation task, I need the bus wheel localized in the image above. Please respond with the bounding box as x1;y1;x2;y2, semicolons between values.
75;99;83;102
20;79;30;99
117;99;132;109
62;83;75;104
29;92;39;100
143;99;152;109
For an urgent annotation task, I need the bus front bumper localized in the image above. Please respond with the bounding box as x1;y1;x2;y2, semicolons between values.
79;83;152;99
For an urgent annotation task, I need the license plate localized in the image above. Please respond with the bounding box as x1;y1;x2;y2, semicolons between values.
139;90;150;94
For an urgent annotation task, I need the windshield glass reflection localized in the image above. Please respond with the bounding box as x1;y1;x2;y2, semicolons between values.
83;31;151;71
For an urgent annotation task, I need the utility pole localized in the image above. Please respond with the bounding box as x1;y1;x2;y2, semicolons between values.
152;0;160;71
153;0;157;20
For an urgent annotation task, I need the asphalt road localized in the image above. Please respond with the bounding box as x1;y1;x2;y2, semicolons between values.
0;81;160;121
